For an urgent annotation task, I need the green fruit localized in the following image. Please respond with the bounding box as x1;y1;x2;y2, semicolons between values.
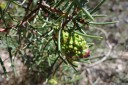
61;31;89;60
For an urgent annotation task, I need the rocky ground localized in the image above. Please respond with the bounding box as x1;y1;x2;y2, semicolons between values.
79;0;128;84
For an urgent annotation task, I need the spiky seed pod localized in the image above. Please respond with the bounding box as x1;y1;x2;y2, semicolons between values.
61;31;90;61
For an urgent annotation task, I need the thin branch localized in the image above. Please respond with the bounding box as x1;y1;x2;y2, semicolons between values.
39;1;65;16
86;27;113;68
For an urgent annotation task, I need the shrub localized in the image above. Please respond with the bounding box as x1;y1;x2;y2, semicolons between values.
0;0;116;84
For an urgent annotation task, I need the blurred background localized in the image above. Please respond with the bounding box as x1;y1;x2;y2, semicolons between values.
79;0;128;84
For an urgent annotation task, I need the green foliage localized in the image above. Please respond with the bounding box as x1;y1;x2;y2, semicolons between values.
0;0;116;84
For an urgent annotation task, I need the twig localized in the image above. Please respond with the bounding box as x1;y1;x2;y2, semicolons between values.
86;27;113;68
86;68;93;85
39;1;65;16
